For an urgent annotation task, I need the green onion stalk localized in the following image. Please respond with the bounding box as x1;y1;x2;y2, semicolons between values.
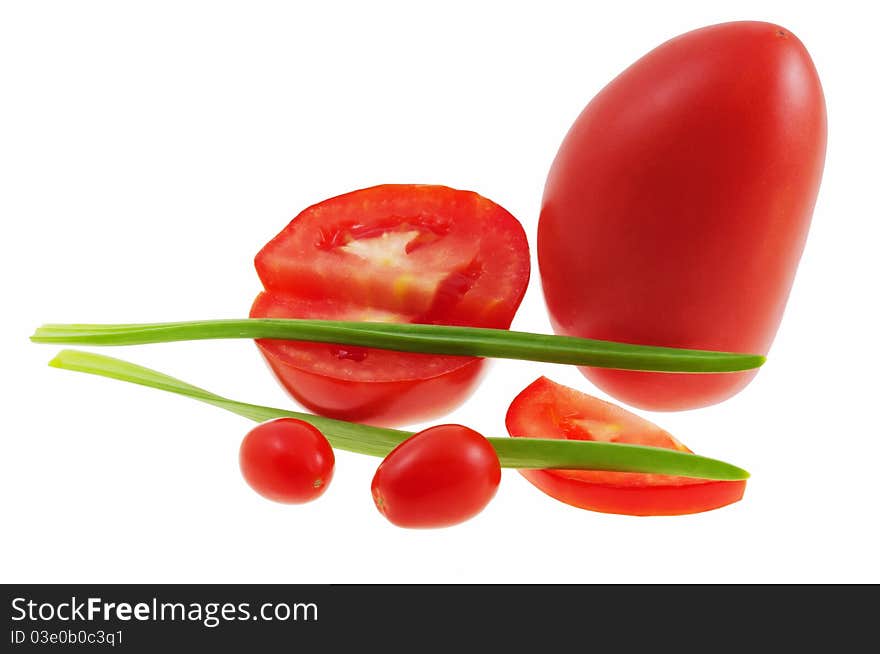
32;318;765;373
46;349;750;481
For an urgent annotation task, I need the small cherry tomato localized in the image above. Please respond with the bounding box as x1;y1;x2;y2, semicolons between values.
239;418;335;504
371;424;501;528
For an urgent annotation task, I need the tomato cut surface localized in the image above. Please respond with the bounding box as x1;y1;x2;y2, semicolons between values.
251;184;530;426
505;377;746;516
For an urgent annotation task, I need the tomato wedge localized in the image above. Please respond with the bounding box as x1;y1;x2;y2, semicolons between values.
505;377;746;516
251;184;530;426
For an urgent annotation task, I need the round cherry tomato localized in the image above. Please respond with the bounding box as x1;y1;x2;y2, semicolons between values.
538;22;826;410
505;377;746;516
239;418;335;504
371;424;501;528
251;184;530;426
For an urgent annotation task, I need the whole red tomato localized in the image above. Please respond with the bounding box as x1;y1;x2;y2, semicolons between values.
539;21;827;410
371;424;501;528
252;185;530;426
239;418;335;504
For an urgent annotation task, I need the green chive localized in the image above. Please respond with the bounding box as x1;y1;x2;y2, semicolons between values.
47;349;750;481
32;319;765;373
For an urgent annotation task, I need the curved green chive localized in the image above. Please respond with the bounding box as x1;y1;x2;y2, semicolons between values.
46;350;750;481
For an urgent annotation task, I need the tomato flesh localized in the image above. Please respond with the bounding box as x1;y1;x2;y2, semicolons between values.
371;424;501;528
505;377;746;516
239;418;335;504
538;22;826;410
256;184;529;328
251;184;529;426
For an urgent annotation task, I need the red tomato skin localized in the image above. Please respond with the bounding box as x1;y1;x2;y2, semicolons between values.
371;424;501;528
517;469;745;517
538;22;827;411
255;343;486;427
506;377;746;516
239;418;335;504
252;184;529;426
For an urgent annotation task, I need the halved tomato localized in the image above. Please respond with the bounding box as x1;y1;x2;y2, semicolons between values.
505;377;746;516
251;184;530;426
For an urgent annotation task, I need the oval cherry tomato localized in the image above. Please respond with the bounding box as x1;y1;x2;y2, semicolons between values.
539;22;826;410
371;424;501;528
505;377;746;516
251;184;530;426
239;418;335;504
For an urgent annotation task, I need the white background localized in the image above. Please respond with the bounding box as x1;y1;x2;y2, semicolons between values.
2;1;878;583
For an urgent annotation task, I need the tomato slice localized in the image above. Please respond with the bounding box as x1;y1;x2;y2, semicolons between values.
251;184;530;426
505;377;746;516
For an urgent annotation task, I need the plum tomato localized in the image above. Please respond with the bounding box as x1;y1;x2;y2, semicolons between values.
251;184;530;426
538;21;827;410
371;424;501;528
505;377;746;516
239;418;335;504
